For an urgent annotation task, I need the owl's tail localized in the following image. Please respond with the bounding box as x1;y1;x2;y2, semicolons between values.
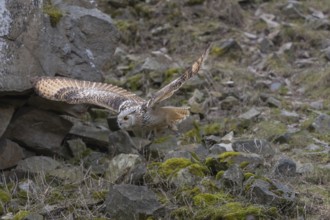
160;106;190;130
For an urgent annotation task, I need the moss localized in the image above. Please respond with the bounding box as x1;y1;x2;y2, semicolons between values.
239;161;249;169
134;3;153;18
203;123;221;136
170;206;193;219
219;152;241;161
127;73;143;91
244;172;255;180
0;189;10;203
193;193;231;207
159;158;193;177
47;190;65;205
255;121;287;141
210;46;226;57
194;202;263;220
153;136;171;144
92;190;108;201
13;210;30;220
188;163;209;177
164;68;181;84
43;4;63;27
215;170;225;180
181;121;202;144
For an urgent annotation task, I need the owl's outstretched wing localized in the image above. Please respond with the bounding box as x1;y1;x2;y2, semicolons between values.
33;77;145;112
147;45;210;108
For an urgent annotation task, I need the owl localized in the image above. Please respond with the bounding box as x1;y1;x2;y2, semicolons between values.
33;45;210;137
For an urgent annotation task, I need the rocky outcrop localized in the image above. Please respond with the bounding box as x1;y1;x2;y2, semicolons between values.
0;0;119;93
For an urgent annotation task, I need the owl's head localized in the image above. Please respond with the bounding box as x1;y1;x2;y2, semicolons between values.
117;108;139;130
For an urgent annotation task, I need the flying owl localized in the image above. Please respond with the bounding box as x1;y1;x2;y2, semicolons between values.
33;45;210;137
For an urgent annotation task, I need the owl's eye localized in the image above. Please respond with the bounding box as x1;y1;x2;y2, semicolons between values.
123;116;129;121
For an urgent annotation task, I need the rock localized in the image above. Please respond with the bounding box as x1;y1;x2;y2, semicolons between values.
233;139;275;158
296;163;314;174
0;104;15;138
0;0;119;93
220;164;244;192
66;138;87;159
108;130;139;155
311;114;330;134
0;139;25;170
147;136;178;159
164;150;192;160
209;144;227;155
4;108;72;156
123;163;147;185
220;96;239;110
83;151;111;175
69;119;110;151
245;177;296;208
170;166;203;188
309;100;323;110
223;152;264;172
23;213;44;220
203;135;222;147
238;108;261;120
266;97;281;108
270;82;282;91
274;157;296;177
48;166;85;184
105;184;163;220
105;153;143;183
107;115;120;131
280;110;300;122
15;156;62;174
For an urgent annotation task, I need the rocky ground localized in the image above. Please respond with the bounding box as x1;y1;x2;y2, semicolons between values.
1;0;330;219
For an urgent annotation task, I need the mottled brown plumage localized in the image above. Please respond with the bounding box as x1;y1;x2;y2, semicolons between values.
33;45;210;136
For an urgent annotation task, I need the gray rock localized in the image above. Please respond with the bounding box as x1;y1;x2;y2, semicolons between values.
15;156;62;174
0;104;15;138
105;153;143;183
4;108;72;156
225;152;264;172
238;108;261;120
0;0;119;93
105;184;163;220
246;177;296;208
296;163;314;174
280;110;300;122
164;150;192;160
220;164;244;192
309;100;323;110
147;136;178;159
170;166;202;188
48;166;84;184
108;130;139;155
274;157;296;177
311;114;330;134
266;97;281;108
233;139;275;158
270;82;282;91
66;138;87;159
0;139;25;170
83;151;111;175
220;96;239;110
69;119;110;151
209;144;227;155
23;213;44;220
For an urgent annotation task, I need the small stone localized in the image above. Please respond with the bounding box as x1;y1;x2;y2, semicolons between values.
16;156;62;174
48;166;85;184
0;139;25;170
220;96;239;110
105;153;143;183
105;184;163;220
83;152;111;175
239;108;261;120
66;138;87;159
209;144;227;155
233;139;275;158
311;114;330;134
270;82;282;91
220;164;244;192
274;157;296;177
296;163;314;174
309;100;323;110
0;104;15;138
266;97;281;108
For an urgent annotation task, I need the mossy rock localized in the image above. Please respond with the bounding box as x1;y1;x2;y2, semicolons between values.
43;4;63;27
13;210;30;220
158;158;208;178
0;189;11;203
194;202;264;220
255;121;287;141
193;192;232;207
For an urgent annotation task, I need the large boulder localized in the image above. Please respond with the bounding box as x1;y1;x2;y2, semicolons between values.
0;0;119;93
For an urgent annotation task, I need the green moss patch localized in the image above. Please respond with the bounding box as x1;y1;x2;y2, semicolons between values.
193;193;232;207
0;189;10;203
13;210;30;220
43;4;63;27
